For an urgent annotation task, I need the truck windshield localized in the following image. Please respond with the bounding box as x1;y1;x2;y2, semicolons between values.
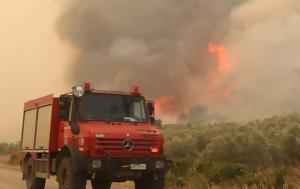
79;93;148;123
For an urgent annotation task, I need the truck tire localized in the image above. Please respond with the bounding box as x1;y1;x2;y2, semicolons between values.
25;158;46;189
57;156;86;189
91;178;111;189
135;174;165;189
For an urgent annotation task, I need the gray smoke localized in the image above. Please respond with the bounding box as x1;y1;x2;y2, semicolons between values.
220;0;300;121
56;0;243;121
57;0;300;123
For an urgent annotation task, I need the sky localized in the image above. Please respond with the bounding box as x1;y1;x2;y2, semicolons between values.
0;1;68;142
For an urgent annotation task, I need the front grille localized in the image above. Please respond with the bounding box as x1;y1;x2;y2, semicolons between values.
141;134;159;139
97;138;157;153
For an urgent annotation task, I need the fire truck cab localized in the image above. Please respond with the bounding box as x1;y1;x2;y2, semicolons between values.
19;83;171;189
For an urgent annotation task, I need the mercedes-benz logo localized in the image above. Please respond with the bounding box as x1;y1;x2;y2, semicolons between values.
122;139;134;151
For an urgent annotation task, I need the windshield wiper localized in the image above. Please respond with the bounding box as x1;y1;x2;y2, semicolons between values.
123;117;138;122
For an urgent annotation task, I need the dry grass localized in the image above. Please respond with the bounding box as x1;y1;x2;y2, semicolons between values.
0;155;9;164
165;168;300;189
113;181;134;188
286;167;300;184
167;183;300;189
0;155;19;171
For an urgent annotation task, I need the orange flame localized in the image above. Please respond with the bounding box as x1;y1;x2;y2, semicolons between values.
154;95;182;121
208;43;233;73
152;44;235;122
208;43;234;99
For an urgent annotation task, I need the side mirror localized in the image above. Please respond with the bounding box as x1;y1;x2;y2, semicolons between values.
71;122;80;135
70;97;80;135
147;102;155;116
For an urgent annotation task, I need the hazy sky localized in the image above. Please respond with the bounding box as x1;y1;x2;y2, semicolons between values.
0;1;68;142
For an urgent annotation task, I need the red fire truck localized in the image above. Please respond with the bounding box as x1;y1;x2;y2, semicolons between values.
19;83;171;189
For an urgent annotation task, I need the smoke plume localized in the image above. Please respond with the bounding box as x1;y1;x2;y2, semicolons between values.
57;0;300;122
221;0;300;121
56;0;242;121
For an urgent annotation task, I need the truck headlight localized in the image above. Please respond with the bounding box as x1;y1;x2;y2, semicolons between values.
91;160;102;169
155;160;164;169
73;86;85;97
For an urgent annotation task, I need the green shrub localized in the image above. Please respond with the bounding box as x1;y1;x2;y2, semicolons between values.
282;125;300;162
162;114;300;188
175;177;186;188
170;158;192;177
165;135;198;158
274;169;286;189
196;160;247;183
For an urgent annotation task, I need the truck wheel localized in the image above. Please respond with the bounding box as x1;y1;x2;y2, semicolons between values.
91;178;111;189
57;156;86;189
26;158;46;189
135;174;165;189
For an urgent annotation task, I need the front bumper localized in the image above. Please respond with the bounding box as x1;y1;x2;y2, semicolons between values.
86;157;171;180
87;157;172;172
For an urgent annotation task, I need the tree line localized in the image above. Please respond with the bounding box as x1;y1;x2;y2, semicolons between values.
0;142;20;155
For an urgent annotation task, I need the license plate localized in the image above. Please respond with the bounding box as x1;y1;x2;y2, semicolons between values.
130;163;147;170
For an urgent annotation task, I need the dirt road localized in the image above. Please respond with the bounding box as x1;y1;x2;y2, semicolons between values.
0;168;130;189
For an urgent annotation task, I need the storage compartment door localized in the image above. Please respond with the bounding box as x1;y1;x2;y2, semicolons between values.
34;105;52;150
21;109;37;149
